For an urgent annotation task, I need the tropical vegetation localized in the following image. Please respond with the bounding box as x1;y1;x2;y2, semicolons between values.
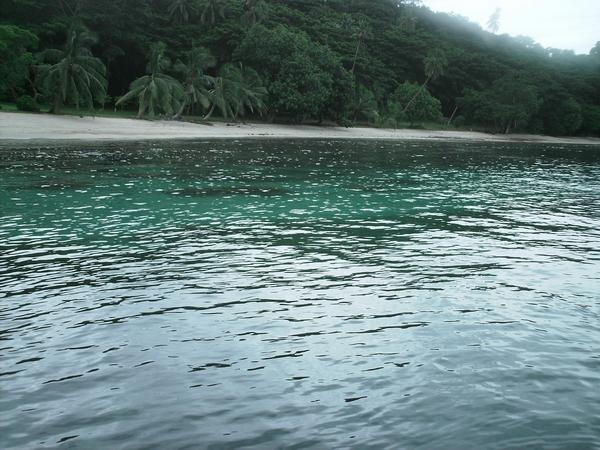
116;42;184;119
1;0;599;136
37;24;107;113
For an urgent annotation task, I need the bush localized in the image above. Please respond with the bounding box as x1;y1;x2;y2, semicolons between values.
581;104;600;136
234;25;350;122
338;117;353;128
16;95;39;112
390;82;442;125
452;115;466;127
378;116;398;129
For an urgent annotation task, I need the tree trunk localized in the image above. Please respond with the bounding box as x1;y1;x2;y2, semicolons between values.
403;75;431;114
351;37;362;75
136;102;145;119
27;74;40;102
9;87;19;102
203;104;216;121
173;99;188;120
447;105;458;126
52;94;62;114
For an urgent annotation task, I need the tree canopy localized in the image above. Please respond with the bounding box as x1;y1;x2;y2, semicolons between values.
391;81;442;126
116;42;183;118
37;24;107;113
0;25;38;100
1;0;599;135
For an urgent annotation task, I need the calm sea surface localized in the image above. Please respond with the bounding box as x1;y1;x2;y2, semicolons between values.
1;140;600;449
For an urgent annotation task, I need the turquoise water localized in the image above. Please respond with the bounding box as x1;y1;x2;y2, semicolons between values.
1;140;600;449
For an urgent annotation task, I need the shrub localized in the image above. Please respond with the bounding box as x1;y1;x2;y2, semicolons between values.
338;117;353;128
452;115;466;127
378;116;398;129
16;95;39;112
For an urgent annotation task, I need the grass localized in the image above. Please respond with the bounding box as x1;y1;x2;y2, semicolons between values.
0;102;18;112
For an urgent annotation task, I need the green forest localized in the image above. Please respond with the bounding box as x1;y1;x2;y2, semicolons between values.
2;0;600;136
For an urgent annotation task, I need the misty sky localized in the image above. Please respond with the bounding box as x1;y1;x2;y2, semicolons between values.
421;0;600;54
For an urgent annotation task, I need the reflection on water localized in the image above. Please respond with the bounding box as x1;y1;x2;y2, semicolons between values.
1;140;600;449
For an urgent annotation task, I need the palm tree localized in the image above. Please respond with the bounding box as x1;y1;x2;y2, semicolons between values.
173;46;216;118
228;63;267;118
351;18;369;75
203;75;235;120
423;50;447;85
57;0;80;18
200;0;226;25
403;49;447;113
38;24;107;113
168;0;192;24
203;63;266;120
487;8;501;34
116;42;183;119
242;0;268;27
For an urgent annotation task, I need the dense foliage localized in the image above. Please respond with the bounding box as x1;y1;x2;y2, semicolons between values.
1;0;599;135
0;25;38;100
389;81;442;126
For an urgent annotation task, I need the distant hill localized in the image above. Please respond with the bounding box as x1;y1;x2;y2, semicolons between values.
2;0;599;135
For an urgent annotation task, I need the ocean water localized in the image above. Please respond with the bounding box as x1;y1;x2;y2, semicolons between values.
1;139;599;449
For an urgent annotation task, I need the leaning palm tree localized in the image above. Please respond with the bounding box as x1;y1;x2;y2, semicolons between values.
203;75;236;120
403;49;448;113
200;0;226;25
339;15;370;75
351;18;370;75
173;46;216;119
116;42;183;119
38;24;107;113
203;63;266;121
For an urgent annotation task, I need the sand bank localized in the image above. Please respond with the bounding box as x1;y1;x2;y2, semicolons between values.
1;111;599;145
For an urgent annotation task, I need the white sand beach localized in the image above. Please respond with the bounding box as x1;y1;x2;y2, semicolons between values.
1;111;599;145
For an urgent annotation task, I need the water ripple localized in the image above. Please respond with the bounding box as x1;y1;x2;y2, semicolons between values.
1;140;600;449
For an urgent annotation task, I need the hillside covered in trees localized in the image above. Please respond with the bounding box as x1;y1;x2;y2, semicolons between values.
2;0;600;136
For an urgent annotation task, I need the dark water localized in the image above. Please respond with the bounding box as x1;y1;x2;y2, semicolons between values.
1;140;600;449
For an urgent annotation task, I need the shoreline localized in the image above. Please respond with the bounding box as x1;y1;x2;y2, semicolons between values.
1;111;600;146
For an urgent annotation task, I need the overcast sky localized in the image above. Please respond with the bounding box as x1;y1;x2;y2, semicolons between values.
420;0;600;54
